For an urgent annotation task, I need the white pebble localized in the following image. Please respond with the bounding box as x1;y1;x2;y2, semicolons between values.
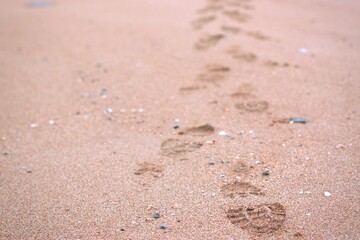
218;131;227;136
30;123;38;128
335;144;344;149
48;120;55;125
298;48;309;54
324;192;331;197
106;108;113;113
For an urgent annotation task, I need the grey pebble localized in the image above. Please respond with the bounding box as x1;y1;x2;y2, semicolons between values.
160;224;167;230
289;118;307;124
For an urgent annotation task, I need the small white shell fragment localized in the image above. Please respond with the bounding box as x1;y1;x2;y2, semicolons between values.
30;123;38;128
298;48;309;54
324;192;331;197
48;120;55;125
106;108;113;113
218;131;227;136
138;108;144;113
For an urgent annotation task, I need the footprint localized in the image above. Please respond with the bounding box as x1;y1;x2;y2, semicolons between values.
134;162;163;178
223;10;251;23
246;31;270;41
192;15;216;30
195;34;225;51
235;101;269;113
160;139;203;156
270;117;290;126
221;25;242;34
179;85;206;93
196;63;231;83
231;83;255;99
226;203;286;234
231;160;250;179
226;46;257;62
225;1;255;11
221;181;264;198
264;60;290;68
179;124;215;136
197;4;224;14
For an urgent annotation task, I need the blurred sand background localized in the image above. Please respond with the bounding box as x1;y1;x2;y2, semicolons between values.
0;0;359;239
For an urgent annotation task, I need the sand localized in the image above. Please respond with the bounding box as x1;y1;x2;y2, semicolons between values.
0;0;359;239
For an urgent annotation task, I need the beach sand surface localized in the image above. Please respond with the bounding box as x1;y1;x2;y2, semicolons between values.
0;0;360;239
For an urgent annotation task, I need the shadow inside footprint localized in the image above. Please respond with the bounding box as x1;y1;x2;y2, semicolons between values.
179;124;215;136
196;63;231;83
195;34;225;50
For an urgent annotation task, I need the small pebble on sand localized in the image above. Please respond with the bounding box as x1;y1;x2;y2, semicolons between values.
262;169;271;176
153;213;160;219
324;191;331;197
289;117;307;124
298;48;309;54
160;224;167;230
48;120;55;125
30;123;38;128
218;131;227;136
